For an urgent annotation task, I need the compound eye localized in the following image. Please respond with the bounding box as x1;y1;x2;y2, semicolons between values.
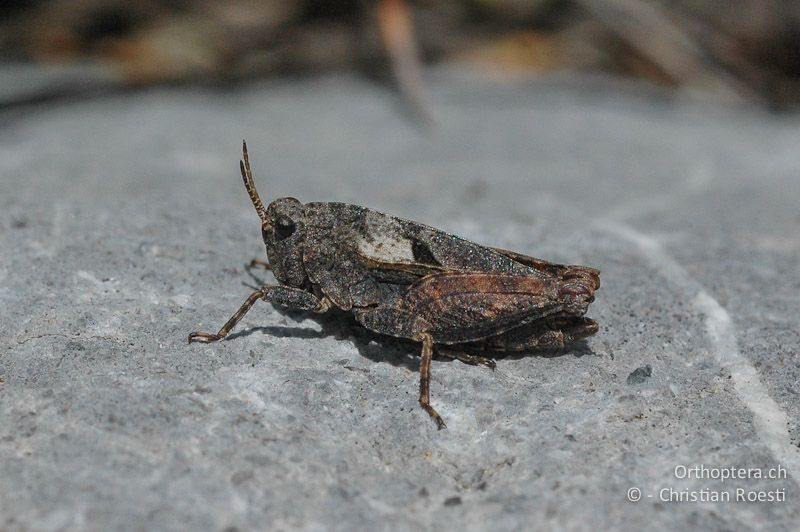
274;215;296;240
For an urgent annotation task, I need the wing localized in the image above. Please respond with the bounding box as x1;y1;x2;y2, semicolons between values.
299;202;586;310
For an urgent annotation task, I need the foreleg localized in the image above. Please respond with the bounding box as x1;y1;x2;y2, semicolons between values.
188;285;323;343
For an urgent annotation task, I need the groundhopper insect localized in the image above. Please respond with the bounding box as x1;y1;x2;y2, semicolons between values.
189;142;600;429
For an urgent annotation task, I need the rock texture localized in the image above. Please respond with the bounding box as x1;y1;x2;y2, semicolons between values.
1;68;798;530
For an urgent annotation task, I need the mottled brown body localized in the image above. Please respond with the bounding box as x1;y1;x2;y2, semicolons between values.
189;142;600;429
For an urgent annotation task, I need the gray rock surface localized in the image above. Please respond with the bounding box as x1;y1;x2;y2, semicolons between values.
1;68;799;531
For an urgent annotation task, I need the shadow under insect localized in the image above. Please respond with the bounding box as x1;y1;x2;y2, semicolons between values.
232;286;598;371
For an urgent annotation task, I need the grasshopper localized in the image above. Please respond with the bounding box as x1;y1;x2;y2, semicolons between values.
189;142;600;429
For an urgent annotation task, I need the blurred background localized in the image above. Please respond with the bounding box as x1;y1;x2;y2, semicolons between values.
3;0;800;111
2;5;800;531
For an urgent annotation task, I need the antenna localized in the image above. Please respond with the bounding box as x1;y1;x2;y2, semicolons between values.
240;140;269;226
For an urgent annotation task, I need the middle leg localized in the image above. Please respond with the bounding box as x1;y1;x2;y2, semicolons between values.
249;258;272;270
418;333;446;430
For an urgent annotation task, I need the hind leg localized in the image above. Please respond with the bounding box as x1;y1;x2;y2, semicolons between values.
353;273;563;429
478;316;599;352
